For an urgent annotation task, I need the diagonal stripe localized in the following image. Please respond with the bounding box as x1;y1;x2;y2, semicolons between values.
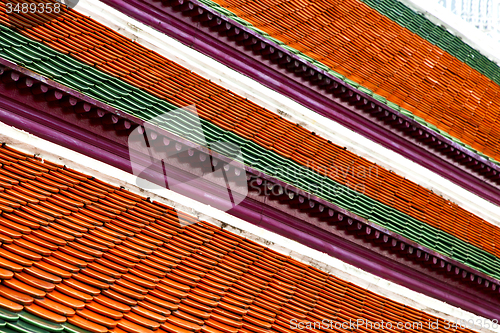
200;0;500;164
0;151;489;333
74;0;500;229
0;20;499;278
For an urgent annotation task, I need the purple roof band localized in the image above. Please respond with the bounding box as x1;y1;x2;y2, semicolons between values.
98;0;500;207
1;64;500;319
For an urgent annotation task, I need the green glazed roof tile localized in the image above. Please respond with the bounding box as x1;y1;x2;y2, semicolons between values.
0;310;18;322
427;123;439;131
62;324;92;333
344;78;360;88
282;45;300;54
399;109;414;119
3;24;500;280
5;323;33;333
15;321;50;333
312;61;329;71
216;7;236;17
373;95;387;103
0;47;30;65
267;36;285;45
386;101;400;110
357;86;373;96
327;70;345;80
17;313;63;332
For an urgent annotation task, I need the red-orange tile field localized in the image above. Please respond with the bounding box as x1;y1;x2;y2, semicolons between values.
0;145;480;333
0;0;499;274
212;0;500;160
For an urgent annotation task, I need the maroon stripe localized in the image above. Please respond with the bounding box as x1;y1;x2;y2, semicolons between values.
98;0;500;207
1;76;500;319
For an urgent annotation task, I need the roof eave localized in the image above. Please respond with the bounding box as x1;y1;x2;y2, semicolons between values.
1;60;500;319
97;0;500;206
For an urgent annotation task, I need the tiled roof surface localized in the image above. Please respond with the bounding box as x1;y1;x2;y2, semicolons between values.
201;0;500;162
0;7;499;278
0;144;476;333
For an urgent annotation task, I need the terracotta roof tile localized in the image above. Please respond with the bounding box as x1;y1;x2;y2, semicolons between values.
1;8;500;277
206;0;500;160
0;144;484;333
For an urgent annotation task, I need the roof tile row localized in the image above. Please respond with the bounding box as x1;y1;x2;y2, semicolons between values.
206;0;500;162
0;6;500;274
0;144;481;333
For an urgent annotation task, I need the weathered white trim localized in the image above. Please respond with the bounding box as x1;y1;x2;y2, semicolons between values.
0;120;498;333
73;0;500;229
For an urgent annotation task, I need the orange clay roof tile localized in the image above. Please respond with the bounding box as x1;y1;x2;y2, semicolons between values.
0;3;499;324
204;0;500;159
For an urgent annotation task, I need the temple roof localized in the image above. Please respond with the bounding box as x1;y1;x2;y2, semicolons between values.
0;143;477;333
1;0;500;324
201;0;500;163
0;10;498;282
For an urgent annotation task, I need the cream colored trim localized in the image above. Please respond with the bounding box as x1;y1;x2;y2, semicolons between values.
0;120;498;333
72;0;500;230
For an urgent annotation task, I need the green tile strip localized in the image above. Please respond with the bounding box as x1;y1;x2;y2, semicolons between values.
1;24;499;279
0;309;91;333
362;0;499;83
195;0;500;166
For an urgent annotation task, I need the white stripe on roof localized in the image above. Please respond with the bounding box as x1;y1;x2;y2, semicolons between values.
72;0;500;229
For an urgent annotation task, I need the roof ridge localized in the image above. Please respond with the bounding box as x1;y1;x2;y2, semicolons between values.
1;19;500;279
195;0;500;166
